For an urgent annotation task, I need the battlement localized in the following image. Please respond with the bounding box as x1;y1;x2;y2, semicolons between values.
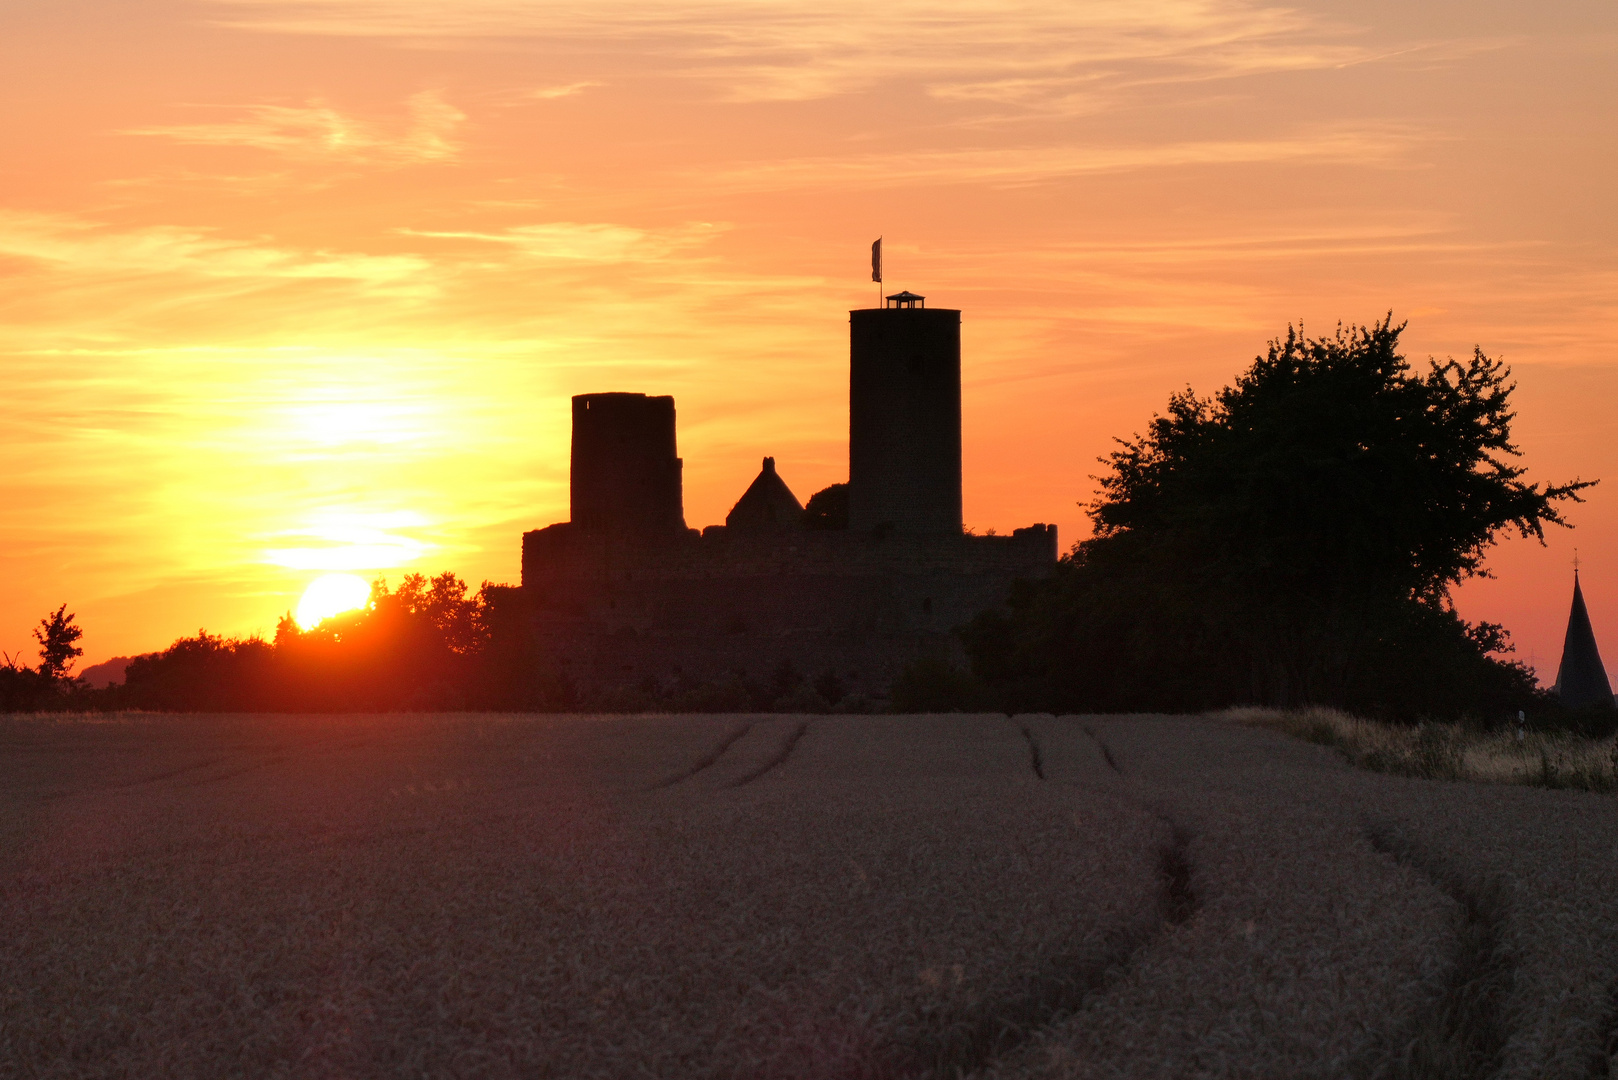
519;521;1055;692
523;522;1055;599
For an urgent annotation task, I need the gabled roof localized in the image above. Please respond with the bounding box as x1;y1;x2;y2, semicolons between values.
1554;571;1614;709
725;457;804;531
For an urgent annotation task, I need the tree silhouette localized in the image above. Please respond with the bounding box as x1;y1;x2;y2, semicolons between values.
803;483;849;530
965;318;1591;717
33;605;83;681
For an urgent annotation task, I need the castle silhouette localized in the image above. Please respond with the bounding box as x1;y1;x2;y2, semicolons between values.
520;292;1056;699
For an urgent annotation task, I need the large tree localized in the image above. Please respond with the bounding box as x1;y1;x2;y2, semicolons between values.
964;318;1591;717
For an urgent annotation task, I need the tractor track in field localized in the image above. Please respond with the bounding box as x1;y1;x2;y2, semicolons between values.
900;719;1197;1079
1019;724;1044;780
108;757;228;789
1365;823;1514;1080
181;755;288;787
1598;985;1618;1079
726;722;809;788
651;722;755;789
1083;723;1122;774
906;827;1199;1080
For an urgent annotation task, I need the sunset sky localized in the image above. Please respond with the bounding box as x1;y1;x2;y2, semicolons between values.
3;0;1614;682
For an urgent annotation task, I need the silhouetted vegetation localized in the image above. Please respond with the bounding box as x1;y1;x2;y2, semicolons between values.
890;655;989;713
1;605;85;711
0;662;59;712
21;573;879;714
33;604;83;680
99;573;528;712
1235;706;1618;789
803;482;849;530
960;319;1593;722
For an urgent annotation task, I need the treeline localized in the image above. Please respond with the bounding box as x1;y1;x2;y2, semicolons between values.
3;576;882;714
6;317;1605;726
2;576;516;712
133;575;530;712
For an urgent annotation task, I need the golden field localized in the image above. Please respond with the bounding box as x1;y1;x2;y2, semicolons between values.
1;713;1614;1078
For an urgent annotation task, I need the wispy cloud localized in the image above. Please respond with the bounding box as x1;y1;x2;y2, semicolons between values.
529;81;599;100
200;0;1398;109
698;124;1425;191
126;90;464;162
0;211;431;288
400;221;722;262
264;511;435;570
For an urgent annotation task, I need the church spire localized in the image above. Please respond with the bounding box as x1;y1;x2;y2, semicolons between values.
1554;567;1614;709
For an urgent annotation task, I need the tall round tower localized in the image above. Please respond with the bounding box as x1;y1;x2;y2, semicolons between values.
847;291;962;534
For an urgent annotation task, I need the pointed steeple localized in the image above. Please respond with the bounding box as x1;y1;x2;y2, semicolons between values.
725;457;805;532
1554;570;1615;709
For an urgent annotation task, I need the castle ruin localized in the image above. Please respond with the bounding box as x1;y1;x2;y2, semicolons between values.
520;292;1056;700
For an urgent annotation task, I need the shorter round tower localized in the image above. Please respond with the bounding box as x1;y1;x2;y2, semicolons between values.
570;392;686;537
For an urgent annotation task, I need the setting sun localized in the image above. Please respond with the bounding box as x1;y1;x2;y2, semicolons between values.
295;573;372;630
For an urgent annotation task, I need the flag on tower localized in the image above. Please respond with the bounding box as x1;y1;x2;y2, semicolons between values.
871;237;882;283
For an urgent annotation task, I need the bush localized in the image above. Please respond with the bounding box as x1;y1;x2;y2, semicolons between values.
890;656;990;713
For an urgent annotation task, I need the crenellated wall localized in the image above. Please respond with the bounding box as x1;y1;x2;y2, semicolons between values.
520;523;1056;694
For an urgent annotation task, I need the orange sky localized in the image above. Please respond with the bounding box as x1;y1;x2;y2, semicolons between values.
3;0;1615;684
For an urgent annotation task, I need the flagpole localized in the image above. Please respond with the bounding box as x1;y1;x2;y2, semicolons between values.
872;235;883;308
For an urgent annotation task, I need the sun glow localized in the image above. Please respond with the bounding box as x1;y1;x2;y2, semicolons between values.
267;511;434;571
295;573;372;630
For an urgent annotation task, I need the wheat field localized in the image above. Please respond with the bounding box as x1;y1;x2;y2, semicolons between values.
0;713;1613;1079
1228;706;1618;791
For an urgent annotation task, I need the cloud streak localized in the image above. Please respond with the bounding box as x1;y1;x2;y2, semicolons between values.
264;512;435;570
400;221;723;262
697;124;1425;191
0;211;431;288
529;81;599;99
126;90;464;162
201;0;1389;107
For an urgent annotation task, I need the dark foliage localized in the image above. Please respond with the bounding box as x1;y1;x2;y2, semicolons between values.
962;318;1591;721
83;569;875;714
0;605;87;710
803;483;849;530
0;662;60;712
102;573;552;712
6;573;887;715
890;655;990;713
33;604;83;680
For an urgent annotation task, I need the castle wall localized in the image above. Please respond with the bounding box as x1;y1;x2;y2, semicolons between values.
848;308;962;534
570;393;686;536
521;523;1055;694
